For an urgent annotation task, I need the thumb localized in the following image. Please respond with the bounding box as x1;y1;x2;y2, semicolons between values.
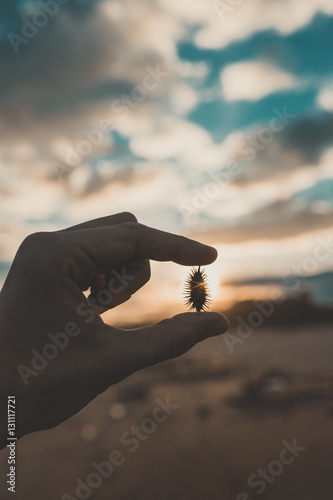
129;312;229;369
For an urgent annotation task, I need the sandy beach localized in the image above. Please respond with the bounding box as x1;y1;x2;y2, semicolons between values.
1;320;332;500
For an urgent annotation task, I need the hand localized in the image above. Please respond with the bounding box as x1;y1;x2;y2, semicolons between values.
0;213;228;446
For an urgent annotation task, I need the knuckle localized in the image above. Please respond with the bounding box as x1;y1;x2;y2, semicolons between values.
20;231;57;252
119;212;137;223
120;221;142;232
17;231;60;267
115;222;147;257
119;222;146;243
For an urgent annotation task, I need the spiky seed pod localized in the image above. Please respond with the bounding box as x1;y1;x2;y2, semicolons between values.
184;266;211;312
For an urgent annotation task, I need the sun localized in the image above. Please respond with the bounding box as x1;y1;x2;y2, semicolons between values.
203;262;221;300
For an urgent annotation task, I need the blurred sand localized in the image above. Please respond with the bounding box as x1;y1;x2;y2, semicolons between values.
1;324;333;500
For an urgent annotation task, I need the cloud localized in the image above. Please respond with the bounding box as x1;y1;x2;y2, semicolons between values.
192;198;333;244
0;0;220;177
168;82;199;115
194;0;333;49
157;0;333;51
0;0;176;143
0;0;194;197
281;112;333;161
191;112;333;188
1;0;333;298
220;60;299;102
130;117;211;160
66;161;187;229
317;83;333;111
178;140;333;242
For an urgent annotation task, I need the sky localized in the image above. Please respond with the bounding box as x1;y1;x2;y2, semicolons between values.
1;0;333;323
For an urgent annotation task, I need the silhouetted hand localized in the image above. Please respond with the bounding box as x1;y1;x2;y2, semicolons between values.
0;213;228;447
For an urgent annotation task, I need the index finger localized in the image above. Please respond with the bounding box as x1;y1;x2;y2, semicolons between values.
58;212;137;232
61;222;218;272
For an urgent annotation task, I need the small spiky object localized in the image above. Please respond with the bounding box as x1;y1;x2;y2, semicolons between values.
184;266;210;312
